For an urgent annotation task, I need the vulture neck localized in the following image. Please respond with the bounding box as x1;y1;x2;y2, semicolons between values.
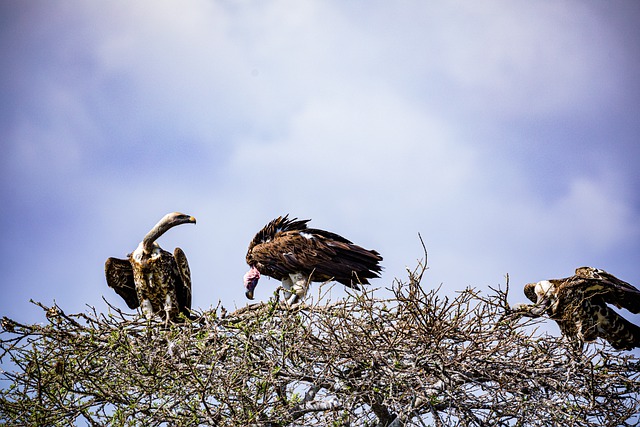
142;218;174;253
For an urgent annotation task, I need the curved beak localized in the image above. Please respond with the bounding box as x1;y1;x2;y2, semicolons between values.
245;290;254;300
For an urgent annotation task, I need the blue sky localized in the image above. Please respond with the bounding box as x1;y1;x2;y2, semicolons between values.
1;1;639;346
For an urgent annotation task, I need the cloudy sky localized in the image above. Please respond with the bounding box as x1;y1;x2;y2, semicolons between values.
1;1;639;345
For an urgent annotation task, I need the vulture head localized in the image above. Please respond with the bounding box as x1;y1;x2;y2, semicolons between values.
244;266;261;300
142;212;197;252
164;211;197;226
524;280;555;303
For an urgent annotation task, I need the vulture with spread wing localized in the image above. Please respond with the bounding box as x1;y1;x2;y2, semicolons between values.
521;267;640;350
244;215;383;304
105;212;196;322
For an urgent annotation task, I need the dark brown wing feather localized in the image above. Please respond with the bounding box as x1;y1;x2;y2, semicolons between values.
574;267;640;313
173;247;192;315
248;232;312;279
247;217;383;289
247;215;310;252
105;257;139;309
591;302;640;350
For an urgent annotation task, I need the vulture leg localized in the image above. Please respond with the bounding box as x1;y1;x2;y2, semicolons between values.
291;272;310;305
282;273;309;305
141;299;154;320
164;294;173;328
286;293;299;305
281;276;298;305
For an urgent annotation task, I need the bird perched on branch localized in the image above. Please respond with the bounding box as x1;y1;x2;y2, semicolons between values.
519;267;640;350
244;215;383;305
105;212;196;322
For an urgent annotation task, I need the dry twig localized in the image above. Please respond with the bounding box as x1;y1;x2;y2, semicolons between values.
1;260;639;426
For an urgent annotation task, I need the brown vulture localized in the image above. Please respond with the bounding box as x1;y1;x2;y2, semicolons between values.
520;266;640;350
244;215;383;304
105;212;196;322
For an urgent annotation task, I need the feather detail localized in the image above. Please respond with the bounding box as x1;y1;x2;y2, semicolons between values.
523;267;640;350
245;215;382;301
105;212;195;321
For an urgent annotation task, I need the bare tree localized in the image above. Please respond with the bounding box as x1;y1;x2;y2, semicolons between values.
1;257;639;426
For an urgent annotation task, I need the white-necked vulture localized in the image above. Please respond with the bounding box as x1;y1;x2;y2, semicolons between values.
244;215;383;305
105;212;196;322
521;266;640;350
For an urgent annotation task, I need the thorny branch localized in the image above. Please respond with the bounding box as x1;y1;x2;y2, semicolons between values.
1;259;639;426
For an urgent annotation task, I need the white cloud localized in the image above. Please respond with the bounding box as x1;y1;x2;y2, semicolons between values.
532;174;639;251
1;0;638;337
343;1;623;117
225;89;474;208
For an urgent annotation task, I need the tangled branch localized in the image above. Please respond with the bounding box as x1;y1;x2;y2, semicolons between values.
1;261;639;426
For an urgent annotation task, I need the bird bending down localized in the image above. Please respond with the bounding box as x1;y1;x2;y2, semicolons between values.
244;215;383;305
520;267;640;350
105;212;196;323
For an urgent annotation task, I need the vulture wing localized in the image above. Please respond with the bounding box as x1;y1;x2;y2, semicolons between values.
105;257;139;309
593;304;640;350
173;247;192;315
249;231;320;280
249;228;382;289
247;215;383;296
307;229;382;287
574;267;640;313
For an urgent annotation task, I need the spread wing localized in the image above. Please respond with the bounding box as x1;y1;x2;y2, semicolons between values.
574;267;640;313
591;304;640;350
105;257;139;309
173;247;192;314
